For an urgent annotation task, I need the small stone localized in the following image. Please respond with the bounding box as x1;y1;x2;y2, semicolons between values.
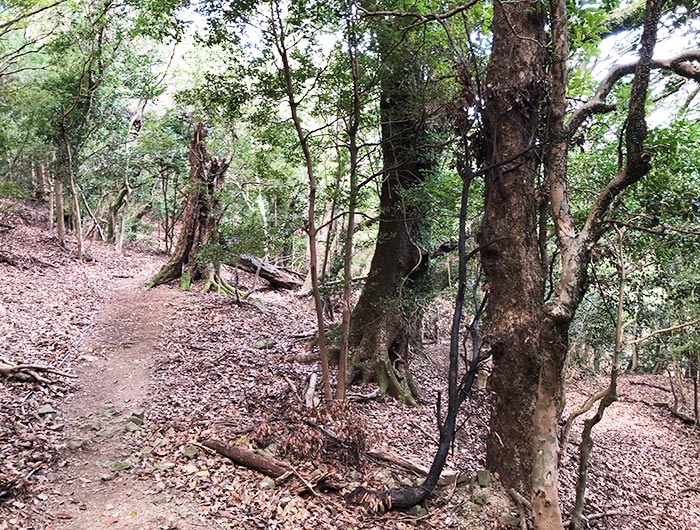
83;420;102;431
131;408;145;419
154;461;175;470
124;421;140;432
111;460;132;472
37;404;56;415
100;404;119;417
182;464;198;475
259;477;275;489
100;473;115;482
255;338;276;350
152;494;168;505
127;414;144;426
154;481;166;492
182;444;198;458
500;513;520;527
66;439;84;450
477;469;492;488
473;492;490;506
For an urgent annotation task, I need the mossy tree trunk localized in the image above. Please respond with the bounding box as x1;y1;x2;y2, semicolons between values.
349;74;432;405
149;122;229;289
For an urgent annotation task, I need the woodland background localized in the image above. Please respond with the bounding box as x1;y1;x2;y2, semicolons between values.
0;1;699;530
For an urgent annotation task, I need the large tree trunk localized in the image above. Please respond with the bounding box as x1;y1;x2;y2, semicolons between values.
478;0;547;496
349;74;431;404
149;123;229;289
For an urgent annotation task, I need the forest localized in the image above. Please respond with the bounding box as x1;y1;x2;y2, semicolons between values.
0;0;699;529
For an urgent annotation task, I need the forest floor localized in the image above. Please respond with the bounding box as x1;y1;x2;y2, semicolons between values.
1;198;699;530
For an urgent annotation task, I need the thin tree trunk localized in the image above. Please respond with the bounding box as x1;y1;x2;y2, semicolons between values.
568;228;625;530
271;0;332;401
337;20;361;401
55;178;65;245
48;173;55;231
66;142;84;262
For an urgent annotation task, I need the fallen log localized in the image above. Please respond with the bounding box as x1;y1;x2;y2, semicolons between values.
201;437;345;493
201;438;289;478
236;254;303;290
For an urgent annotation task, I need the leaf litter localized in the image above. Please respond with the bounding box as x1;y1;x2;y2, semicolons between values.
1;198;698;530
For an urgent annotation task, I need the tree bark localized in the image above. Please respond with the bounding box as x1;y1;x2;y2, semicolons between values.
348;55;433;404
149;122;229;289
479;0;547;496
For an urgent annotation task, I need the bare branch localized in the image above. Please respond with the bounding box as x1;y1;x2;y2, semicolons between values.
566;50;700;135
0;0;66;34
356;1;481;29
605;219;700;237
627;318;700;346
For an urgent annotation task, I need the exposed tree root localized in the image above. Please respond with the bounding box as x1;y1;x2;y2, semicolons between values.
202;268;244;297
0;358;77;384
0;251;19;267
652;402;697;425
629;380;671;393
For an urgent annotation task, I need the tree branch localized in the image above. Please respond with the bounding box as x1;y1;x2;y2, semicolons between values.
566;50;700;135
627;318;700;346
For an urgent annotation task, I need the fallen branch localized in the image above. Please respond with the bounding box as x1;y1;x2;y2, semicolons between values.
508;488;532;510
564;509;628;526
201;437;344;493
629;380;671;392
0;251;19;267
201;437;290;478
305;373;318;409
508;488;531;530
347;388;382;403
367;449;461;486
0;358;77;384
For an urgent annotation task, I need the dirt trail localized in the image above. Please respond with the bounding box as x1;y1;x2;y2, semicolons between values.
43;274;214;530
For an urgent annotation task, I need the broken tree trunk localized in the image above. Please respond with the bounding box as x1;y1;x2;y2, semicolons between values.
149;122;229;289
236;254;303;290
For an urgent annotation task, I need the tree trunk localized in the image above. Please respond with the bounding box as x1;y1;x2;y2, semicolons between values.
349;73;431;404
149;123;229;289
54;178;65;245
478;0;547;496
107;182;130;243
66;143;84;262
